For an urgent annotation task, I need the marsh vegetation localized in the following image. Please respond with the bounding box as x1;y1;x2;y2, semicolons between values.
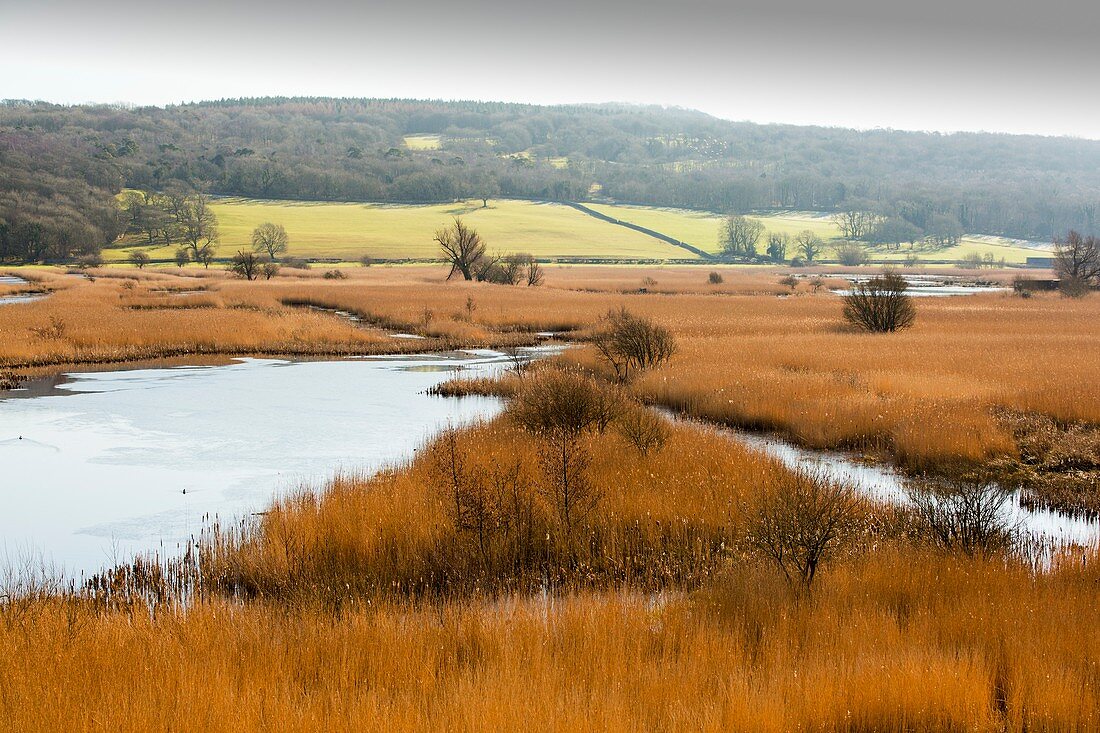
0;260;1098;730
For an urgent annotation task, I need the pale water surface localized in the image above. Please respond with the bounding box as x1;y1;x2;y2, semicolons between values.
0;352;536;576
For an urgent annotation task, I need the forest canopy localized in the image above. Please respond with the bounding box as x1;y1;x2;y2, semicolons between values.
3;97;1100;262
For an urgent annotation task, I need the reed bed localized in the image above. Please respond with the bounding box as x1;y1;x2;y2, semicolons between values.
184;419;809;600
6;570;1100;732
2;328;1100;729
4;264;1099;475
55;406;1086;726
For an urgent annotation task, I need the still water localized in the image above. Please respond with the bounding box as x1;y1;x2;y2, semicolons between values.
0;352;532;576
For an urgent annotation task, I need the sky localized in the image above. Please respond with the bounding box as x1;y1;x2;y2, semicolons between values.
3;0;1099;138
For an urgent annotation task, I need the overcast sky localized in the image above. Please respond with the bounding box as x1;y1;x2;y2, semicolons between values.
3;0;1098;138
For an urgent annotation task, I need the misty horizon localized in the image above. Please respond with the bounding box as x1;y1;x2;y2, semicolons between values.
4;0;1100;139
7;95;1100;143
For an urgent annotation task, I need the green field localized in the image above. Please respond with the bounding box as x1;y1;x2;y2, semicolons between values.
868;235;1049;265
107;199;699;262
106;197;1052;265
403;134;442;150
585;203;1050;264
585;204;839;254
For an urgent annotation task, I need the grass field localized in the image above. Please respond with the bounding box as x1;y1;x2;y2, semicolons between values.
586;204;838;254
585;203;1049;263
106;196;1051;265
105;199;697;263
403;134;442;150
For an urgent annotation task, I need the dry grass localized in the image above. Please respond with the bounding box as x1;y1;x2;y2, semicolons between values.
190;417;805;599
6;559;1100;733
4;264;1099;480
4;409;1100;730
0;267;540;369
1;298;1099;730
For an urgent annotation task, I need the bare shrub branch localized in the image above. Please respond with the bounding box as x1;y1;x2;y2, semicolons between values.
842;272;916;332
747;470;862;589
591;308;676;382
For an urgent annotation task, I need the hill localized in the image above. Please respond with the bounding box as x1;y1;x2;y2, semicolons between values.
3;97;1099;264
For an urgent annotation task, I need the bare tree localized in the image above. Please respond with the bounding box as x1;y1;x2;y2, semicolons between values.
748;470;861;589
251;222;289;261
831;210;879;240
262;261;280;280
128;250;150;269
842;272;916;332
193;243;217;269
720;215;765;258
132;196;175;245
430;428;500;563
436;217;486;281
428;426;545;570
908;477;1018;556
591;308;677;382
174;248;190;268
766;232;789;262
228;250;263;280
525;256;544;287
1054;230;1100;296
794;230;823;263
178;194;219;265
509;371;610;536
925;213;964;248
499;254;526;285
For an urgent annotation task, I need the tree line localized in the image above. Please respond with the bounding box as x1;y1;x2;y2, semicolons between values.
3;98;1100;264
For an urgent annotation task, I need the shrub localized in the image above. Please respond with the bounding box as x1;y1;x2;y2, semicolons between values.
708;271;724;284
228;250;263;280
779;275;799;292
28;316;67;340
617;407;670;455
833;242;869;266
789;256;807;268
959;252;984;269
509;370;620;439
359;254;373;267
842;272;916;332
473;252;542;286
747;470;861;589
74;253;103;269
591;308;676;382
322;269;348;280
474;256;516;285
1060;275;1091;298
283;257;311;270
508;371;619;535
908;477;1017;556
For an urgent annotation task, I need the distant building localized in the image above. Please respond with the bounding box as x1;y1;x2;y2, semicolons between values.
1025;257;1056;268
